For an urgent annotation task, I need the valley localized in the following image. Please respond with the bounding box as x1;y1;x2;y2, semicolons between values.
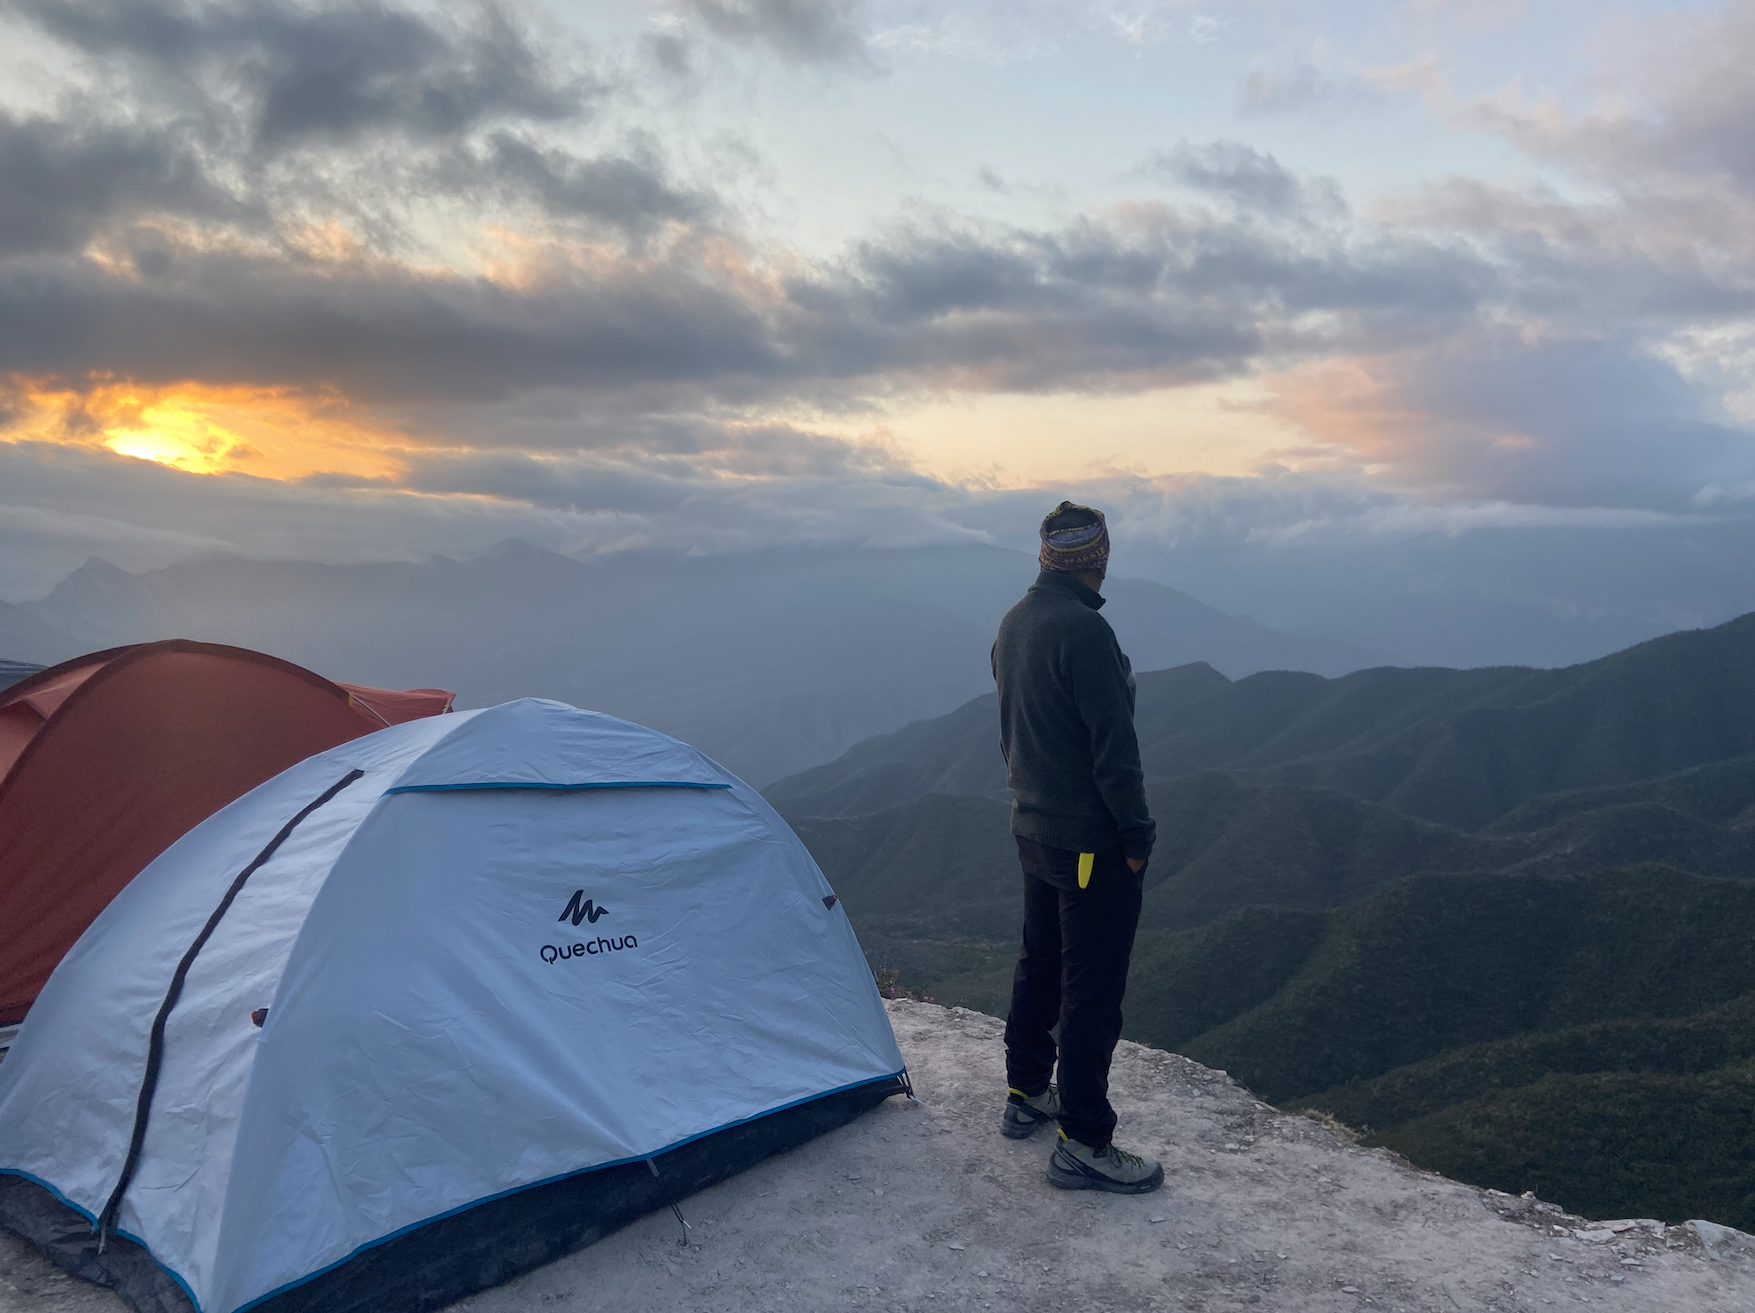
776;613;1755;1228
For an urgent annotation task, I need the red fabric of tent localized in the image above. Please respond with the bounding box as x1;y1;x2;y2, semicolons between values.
0;641;453;1024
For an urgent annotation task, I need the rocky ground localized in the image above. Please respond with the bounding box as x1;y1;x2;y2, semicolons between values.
6;998;1755;1312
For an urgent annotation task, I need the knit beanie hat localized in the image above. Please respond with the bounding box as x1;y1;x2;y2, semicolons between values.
1038;500;1110;574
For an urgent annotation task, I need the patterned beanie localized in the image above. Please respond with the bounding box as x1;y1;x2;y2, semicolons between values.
1038;500;1110;574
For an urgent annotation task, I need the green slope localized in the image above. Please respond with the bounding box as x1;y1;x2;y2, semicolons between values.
800;763;1755;950
769;611;1755;829
1142;774;1518;926
790;795;1021;989
1176;867;1755;1103
785;610;1755;1226
1375;1063;1755;1230
1293;991;1755;1132
796;774;1526;959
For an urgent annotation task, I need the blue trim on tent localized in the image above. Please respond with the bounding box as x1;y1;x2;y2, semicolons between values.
228;1069;908;1313
0;1167;203;1312
384;781;731;795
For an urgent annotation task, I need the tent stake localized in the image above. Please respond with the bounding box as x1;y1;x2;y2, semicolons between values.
647;1158;691;1246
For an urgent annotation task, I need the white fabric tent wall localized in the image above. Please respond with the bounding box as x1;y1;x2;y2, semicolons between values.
0;699;903;1313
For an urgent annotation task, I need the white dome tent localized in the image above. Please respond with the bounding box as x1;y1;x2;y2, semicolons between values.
0;699;906;1313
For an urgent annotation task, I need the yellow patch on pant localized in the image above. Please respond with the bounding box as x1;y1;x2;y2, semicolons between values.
1077;852;1095;889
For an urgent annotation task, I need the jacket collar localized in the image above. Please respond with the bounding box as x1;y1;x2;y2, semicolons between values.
1031;568;1106;611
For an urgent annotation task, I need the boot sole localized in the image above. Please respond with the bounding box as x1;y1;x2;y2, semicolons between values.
1002;1111;1052;1139
1046;1160;1166;1194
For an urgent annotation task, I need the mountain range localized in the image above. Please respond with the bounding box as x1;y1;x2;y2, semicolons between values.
16;537;1752;1222
7;542;1382;785
772;611;1755;1228
768;614;1755;825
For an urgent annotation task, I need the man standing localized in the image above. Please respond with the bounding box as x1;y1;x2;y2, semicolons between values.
991;500;1162;1194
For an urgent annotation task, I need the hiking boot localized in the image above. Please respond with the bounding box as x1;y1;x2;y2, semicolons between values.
1001;1086;1061;1139
1046;1131;1165;1193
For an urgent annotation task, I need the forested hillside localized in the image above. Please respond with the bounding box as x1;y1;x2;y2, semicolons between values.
769;612;1755;821
777;612;1755;1229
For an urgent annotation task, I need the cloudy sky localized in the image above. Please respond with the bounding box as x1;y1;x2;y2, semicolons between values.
2;0;1754;654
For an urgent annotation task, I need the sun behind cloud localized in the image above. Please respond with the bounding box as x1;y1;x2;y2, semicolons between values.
4;379;411;483
104;398;256;474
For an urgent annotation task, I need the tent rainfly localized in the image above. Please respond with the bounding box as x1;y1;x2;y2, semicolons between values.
0;698;906;1313
0;640;454;1027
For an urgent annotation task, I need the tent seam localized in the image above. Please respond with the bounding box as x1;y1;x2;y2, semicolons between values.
383;781;731;794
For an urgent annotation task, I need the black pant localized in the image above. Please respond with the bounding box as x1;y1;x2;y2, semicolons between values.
1003;837;1144;1150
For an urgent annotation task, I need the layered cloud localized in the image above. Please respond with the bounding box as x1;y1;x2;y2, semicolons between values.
1259;329;1755;510
1466;2;1755;206
1;0;1753;646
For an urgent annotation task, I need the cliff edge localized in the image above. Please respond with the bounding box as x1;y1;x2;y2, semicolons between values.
5;999;1754;1312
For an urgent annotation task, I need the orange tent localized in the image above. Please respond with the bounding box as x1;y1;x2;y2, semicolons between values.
0;640;453;1024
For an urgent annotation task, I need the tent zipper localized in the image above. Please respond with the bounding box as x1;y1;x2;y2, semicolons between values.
97;769;365;1250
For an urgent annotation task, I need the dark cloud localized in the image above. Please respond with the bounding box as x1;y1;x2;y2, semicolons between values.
0;238;787;402
2;11;1485;412
434;132;715;234
667;0;871;66
806;210;1483;395
0;0;668;258
0;113;233;255
0;0;735;355
7;0;590;152
1138;141;1344;218
0;197;1491;407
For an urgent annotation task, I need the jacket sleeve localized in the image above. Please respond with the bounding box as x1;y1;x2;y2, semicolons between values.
1066;620;1155;860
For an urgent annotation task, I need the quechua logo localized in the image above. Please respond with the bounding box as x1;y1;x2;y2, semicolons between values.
543;889;635;964
558;890;608;926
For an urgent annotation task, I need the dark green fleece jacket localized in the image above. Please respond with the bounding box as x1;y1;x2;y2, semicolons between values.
990;570;1156;861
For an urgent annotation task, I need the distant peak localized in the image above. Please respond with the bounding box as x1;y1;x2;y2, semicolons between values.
38;557;150;603
71;557;139;582
473;538;567;564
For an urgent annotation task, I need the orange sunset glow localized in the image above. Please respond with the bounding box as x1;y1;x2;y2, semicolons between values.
4;380;412;483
